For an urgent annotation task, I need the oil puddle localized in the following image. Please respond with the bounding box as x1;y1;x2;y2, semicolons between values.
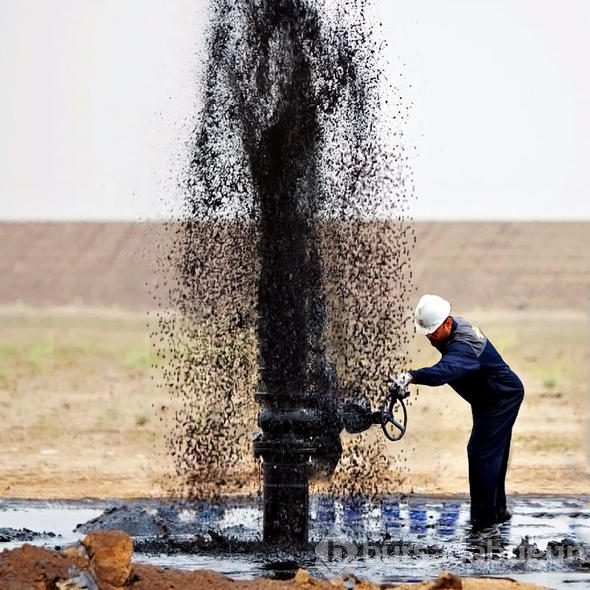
1;496;589;590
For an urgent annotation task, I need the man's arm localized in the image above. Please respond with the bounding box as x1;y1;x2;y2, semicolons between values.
409;342;480;387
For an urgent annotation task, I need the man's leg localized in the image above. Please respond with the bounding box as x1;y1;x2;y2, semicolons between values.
468;395;522;529
495;429;512;519
468;421;505;528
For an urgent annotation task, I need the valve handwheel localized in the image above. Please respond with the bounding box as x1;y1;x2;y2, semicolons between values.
380;387;409;442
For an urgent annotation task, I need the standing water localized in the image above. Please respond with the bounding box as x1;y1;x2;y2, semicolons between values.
1;496;589;589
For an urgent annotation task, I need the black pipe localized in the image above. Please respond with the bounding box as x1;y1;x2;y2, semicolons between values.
254;392;340;546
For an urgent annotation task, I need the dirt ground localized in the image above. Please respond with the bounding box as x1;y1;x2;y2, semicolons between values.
0;305;588;499
0;531;547;590
3;222;590;312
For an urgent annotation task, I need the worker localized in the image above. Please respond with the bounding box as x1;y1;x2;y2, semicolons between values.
393;294;524;544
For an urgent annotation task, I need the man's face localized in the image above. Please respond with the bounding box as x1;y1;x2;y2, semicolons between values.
426;316;453;347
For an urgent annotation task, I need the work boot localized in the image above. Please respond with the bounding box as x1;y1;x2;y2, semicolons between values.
466;523;500;544
496;508;513;524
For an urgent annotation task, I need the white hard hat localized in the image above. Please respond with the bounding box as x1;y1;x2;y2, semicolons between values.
414;294;451;335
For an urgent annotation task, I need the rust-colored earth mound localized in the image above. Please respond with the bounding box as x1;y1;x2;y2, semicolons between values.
0;531;547;590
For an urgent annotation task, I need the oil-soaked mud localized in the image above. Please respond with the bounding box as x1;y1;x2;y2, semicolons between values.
0;528;56;543
2;496;589;588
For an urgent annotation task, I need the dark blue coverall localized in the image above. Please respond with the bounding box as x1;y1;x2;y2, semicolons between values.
409;317;524;528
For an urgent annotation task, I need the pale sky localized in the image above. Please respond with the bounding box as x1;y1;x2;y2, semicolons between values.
1;0;589;220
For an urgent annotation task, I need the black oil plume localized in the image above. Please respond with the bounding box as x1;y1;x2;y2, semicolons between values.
156;0;415;499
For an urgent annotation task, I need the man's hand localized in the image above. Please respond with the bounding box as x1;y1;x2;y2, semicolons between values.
392;371;413;390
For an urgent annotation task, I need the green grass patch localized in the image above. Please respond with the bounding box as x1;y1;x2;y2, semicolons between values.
0;338;117;374
0;367;11;387
530;363;565;391
94;407;119;431
523;434;580;454
122;346;158;371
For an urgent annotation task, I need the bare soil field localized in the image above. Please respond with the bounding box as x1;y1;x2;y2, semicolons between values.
0;305;587;498
1;221;589;311
0;221;588;498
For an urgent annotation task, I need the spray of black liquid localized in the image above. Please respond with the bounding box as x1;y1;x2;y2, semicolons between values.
159;0;415;501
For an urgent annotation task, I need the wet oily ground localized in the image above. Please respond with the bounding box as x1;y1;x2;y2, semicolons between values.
1;496;589;589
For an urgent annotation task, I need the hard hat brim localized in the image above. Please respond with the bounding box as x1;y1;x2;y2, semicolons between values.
415;317;449;335
415;321;437;335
